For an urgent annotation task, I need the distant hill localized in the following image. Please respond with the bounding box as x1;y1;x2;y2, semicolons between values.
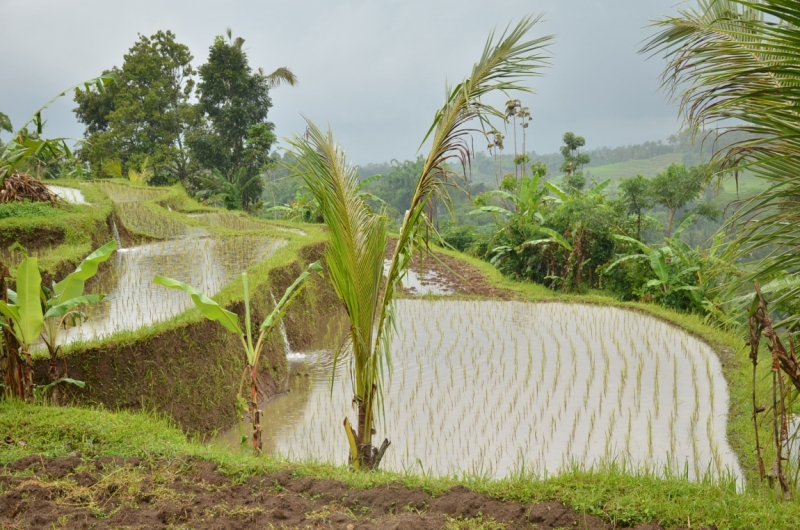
584;153;685;183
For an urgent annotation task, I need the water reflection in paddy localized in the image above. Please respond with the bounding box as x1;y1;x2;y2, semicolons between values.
54;236;286;345
216;300;742;485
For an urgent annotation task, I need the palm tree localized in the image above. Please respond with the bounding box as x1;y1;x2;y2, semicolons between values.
225;28;298;89
287;15;552;470
643;0;800;326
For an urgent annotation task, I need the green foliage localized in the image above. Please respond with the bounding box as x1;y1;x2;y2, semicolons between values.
362;158;424;218
481;158;623;292
440;224;479;253
0;243;114;400
649;163;705;237
196;167;263;211
288;122;390;468
40;242;116;367
618;174;654;238
154;261;322;454
1;75;114;181
0;200;70;220
559;132;590;191
644;0;800;329
74;31;198;182
187;31;275;209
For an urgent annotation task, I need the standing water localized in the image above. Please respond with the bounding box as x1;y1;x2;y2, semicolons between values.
54;236;286;345
216;300;742;486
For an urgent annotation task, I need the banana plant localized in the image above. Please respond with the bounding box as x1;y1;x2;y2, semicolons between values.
1;75;114;181
0;241;116;401
606;214;714;311
0;258;42;400
40;241;117;390
154;261;322;455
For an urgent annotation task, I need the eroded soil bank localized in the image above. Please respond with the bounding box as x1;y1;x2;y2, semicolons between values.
0;455;673;530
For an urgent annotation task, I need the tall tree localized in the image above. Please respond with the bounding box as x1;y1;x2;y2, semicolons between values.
649;163;704;237
189;30;297;209
73;30;199;182
618;174;653;239
559;132;590;191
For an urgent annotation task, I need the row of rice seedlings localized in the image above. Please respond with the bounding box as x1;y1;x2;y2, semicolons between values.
240;300;742;485
56;235;285;345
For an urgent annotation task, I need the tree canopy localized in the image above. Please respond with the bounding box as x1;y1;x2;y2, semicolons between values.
72;29;296;209
74;30;199;182
187;32;276;208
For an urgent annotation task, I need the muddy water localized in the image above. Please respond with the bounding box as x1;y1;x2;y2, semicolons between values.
384;260;453;295
216;300;742;484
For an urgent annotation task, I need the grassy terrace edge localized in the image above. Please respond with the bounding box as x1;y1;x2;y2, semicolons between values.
2;196;794;528
0;180;116;278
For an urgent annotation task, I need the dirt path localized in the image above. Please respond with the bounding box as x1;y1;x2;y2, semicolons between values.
0;455;674;530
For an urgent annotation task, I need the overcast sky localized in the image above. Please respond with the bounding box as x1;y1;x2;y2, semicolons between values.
0;0;688;165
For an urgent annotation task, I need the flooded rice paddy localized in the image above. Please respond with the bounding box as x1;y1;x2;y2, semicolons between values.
217;300;742;484
55;236;286;345
39;182;286;346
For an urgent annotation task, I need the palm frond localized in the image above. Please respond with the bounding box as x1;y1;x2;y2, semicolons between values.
644;0;800;318
265;67;298;89
376;14;552;365
285;120;388;418
285;15;551;466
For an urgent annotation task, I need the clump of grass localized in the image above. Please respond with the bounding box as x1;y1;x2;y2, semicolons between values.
0;199;74;220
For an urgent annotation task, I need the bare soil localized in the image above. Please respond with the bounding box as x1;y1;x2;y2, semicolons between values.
0;455;676;530
387;240;516;300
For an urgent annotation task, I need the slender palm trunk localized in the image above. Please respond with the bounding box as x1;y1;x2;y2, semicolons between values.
348;384;390;469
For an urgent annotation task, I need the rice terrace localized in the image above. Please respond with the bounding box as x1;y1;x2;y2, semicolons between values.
3;1;800;529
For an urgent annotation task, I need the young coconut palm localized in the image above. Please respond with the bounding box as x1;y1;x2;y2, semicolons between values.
287;15;552;470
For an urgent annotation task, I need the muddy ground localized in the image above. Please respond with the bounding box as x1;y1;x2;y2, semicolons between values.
388;240;515;300
0;455;677;530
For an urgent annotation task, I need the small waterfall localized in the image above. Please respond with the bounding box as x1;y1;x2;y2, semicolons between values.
280;319;307;361
272;291;306;361
112;221;123;249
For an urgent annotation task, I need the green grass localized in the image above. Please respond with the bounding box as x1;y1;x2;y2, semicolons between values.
0;200;78;220
2;400;799;529
0;180;115;276
584;154;771;200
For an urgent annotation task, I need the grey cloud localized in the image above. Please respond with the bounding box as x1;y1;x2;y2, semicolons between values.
0;0;683;164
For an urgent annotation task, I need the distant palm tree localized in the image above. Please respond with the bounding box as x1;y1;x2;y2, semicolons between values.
287;15;552;470
225;28;298;89
643;0;800;326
